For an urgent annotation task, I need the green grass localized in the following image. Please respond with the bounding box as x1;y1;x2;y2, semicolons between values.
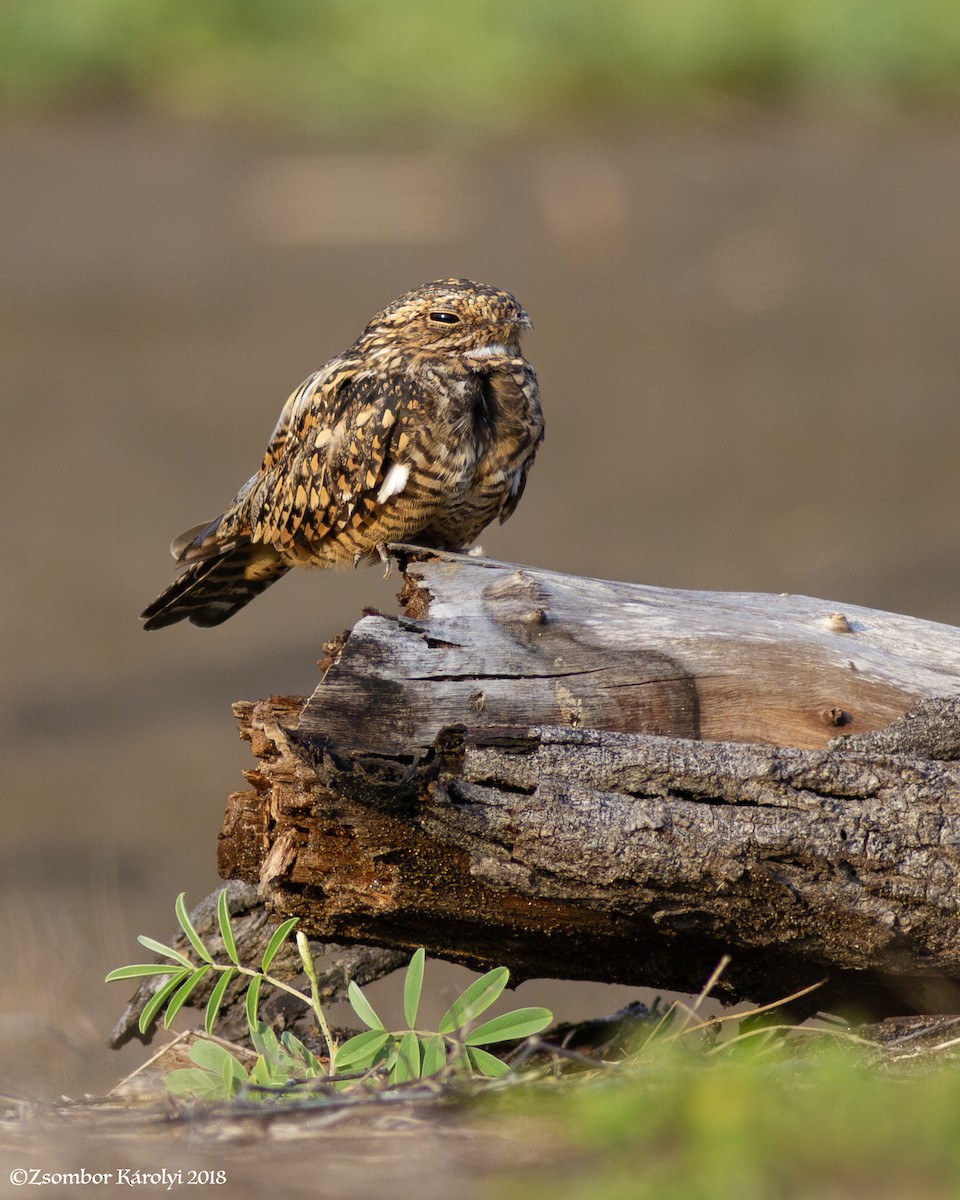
491;1040;960;1199
4;0;960;137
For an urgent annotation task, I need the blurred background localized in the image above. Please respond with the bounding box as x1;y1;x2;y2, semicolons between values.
4;0;960;1103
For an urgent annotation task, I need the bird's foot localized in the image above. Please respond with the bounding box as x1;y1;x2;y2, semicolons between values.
375;542;394;578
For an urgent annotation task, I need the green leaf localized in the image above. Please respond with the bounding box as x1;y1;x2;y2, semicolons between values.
248;1056;273;1090
105;963;186;982
166;1042;251;1101
248;1016;269;1059
138;970;191;1035
403;947;426;1029
465;1006;553;1046
251;1019;283;1068
467;1046;511;1077
347;980;386;1031
420;1033;447;1078
392;1030;421;1082
451;1046;472;1075
217;888;240;965
174;892;214;964
221;1047;247;1096
253;1053;290;1090
188;1039;231;1072
334;1029;391;1070
166;1067;223;1100
252;1033;288;1087
204;967;236;1035
439;967;509;1034
280;1032;324;1074
163;966;212;1029
262;1022;282;1059
136;935;195;970
279;1030;305;1057
261;917;299;973
280;1030;307;1058
245;973;262;1035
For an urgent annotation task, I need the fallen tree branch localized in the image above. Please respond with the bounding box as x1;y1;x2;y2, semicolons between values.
217;552;960;1018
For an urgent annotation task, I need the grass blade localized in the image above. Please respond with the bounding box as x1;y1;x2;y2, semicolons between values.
403;948;426;1028
217;888;239;965
174;892;214;964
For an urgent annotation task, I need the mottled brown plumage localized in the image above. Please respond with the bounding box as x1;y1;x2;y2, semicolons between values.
141;279;543;629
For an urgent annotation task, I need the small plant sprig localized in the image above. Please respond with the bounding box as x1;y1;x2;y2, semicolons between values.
106;892;553;1101
335;946;552;1083
105;891;335;1060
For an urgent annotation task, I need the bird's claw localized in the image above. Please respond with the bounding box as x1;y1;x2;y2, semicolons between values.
376;542;393;578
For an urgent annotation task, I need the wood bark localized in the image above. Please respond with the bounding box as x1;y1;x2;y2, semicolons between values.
218;551;960;1018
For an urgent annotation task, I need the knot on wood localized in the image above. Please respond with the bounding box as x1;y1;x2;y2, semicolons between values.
482;570;553;637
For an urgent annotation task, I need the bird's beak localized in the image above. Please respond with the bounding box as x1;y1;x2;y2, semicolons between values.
518;310;534;330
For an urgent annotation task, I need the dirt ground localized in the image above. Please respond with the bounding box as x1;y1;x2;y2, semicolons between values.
2;105;960;1130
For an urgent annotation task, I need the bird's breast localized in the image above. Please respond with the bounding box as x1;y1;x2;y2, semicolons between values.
427;369;497;452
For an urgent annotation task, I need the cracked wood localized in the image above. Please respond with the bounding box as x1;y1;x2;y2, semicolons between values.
218;551;960;1017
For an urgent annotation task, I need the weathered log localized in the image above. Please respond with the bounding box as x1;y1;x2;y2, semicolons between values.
218;551;960;1018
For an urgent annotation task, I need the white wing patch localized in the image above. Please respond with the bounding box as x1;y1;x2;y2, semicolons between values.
462;343;510;360
377;462;410;503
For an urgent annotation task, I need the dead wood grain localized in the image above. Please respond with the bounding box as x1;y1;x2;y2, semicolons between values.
217;552;960;1018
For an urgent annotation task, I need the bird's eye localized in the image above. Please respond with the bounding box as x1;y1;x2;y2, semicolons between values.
428;311;460;324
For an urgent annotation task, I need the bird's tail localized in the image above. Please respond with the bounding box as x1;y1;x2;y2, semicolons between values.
141;544;290;630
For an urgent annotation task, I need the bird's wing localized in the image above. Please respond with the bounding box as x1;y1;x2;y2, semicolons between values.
247;364;416;551
168;369;327;565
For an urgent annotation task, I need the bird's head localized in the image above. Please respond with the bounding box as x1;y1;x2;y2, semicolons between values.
361;279;532;358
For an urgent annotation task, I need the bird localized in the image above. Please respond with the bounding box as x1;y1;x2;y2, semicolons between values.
141;278;543;630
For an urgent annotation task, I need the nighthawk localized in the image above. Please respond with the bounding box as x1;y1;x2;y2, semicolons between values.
141;279;543;629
